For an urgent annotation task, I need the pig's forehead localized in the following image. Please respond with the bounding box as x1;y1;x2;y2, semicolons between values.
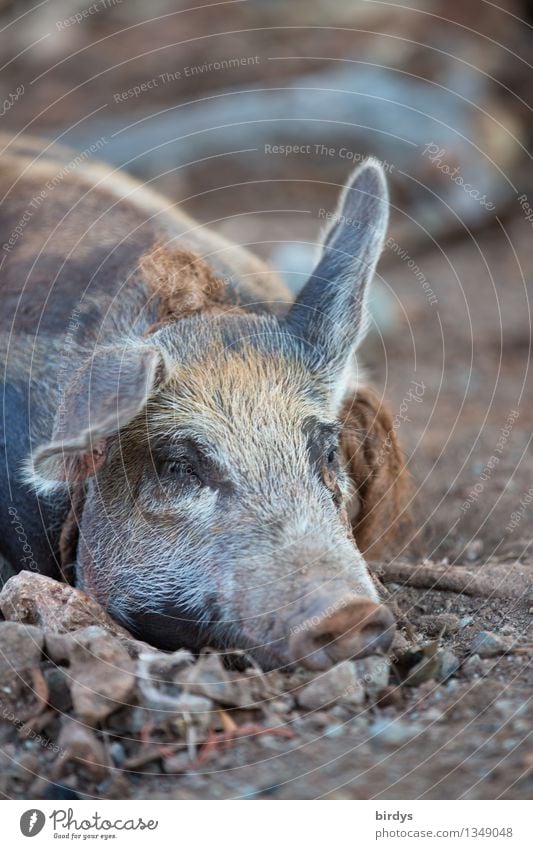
155;311;310;365
161;349;327;418
145;313;337;445
144;347;334;448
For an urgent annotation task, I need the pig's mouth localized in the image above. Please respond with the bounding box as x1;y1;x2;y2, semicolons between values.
115;595;395;672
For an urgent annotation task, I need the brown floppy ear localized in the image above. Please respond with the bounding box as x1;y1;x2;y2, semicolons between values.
27;343;169;492
339;386;410;559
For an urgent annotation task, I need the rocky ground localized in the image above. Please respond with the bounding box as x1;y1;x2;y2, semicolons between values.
0;561;530;800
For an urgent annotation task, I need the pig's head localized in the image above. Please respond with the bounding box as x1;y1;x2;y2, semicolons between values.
29;160;404;671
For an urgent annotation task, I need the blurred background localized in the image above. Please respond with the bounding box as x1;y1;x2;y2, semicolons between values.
1;0;532;563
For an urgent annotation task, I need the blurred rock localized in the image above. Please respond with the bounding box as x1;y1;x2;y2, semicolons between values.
470;631;512;657
176;652;258;708
56;719;107;780
438;649;460;681
353;655;390;699
297;661;364;710
370;717;423;748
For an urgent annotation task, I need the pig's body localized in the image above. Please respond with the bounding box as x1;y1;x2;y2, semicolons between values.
0;134;407;671
0;134;289;579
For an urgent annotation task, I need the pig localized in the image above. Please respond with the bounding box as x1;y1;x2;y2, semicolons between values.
0;134;408;671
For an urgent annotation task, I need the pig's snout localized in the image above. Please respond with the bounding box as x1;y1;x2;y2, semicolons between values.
288;598;395;671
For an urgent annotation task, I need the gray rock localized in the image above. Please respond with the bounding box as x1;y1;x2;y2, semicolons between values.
297;660;364;710
462;654;483;676
438;648;460;680
465;538;484;561
470;630;510;657
369;718;422;748
353;655;390;698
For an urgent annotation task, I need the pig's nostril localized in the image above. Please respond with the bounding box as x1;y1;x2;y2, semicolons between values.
288;600;395;670
312;631;335;648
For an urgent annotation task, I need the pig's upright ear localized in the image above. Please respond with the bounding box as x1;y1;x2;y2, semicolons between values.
27;343;169;492
286;159;389;405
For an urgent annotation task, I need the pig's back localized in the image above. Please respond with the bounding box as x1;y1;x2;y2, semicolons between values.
0;133;289;342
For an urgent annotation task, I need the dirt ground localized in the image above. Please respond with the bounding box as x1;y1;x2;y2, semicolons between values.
0;0;531;801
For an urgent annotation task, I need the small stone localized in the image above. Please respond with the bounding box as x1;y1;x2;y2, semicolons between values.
459;615;474;628
324;722;345;738
465;538;484;561
462;654;483;676
43;667;72;713
163;750;196;773
369;718;422;748
438;648;460;680
297;661;364;710
424;707;444;722
353;655;390;699
177;653;255;708
56;719;107;779
470;630;510;657
64;627;136;724
109;742;126;768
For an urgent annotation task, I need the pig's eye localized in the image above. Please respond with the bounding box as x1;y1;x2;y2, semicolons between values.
166;460;202;485
327;446;337;466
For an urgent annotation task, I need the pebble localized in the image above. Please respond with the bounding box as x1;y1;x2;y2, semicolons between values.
43;666;72;713
177;653;256;708
297;660;364;710
470;630;510;657
66;627;136;724
459;615;474;629
56;719;107;780
10;752;41;780
324;723;345;738
369;718;423;748
462;654;483;676
353;655;390;698
109;742;126;768
465;538;484;561
438;648;460;680
424;707;444;722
